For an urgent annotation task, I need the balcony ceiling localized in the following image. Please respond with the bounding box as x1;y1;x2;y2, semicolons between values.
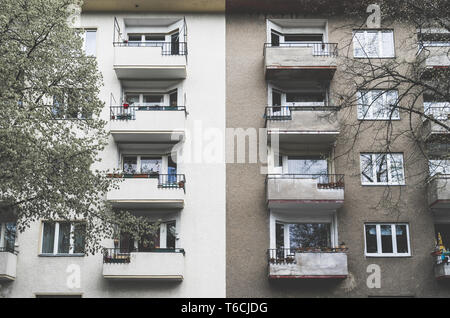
82;0;225;12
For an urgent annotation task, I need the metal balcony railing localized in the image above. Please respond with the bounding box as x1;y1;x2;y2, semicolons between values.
113;41;187;56
0;246;18;255
266;174;345;189
107;173;186;192
264;42;338;57
268;247;348;264
264;105;340;120
103;247;185;264
110;105;186;120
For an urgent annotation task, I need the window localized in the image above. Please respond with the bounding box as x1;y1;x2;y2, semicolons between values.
287;156;328;175
122;155;162;175
364;224;410;256
0;222;16;252
276;222;332;249
423;95;450;120
357;90;399;120
41;222;86;255
83;29;96;56
52;90;91;119
124;90;178;108
284;34;323;43
354;30;395;58
360;153;405;185
119;221;177;252
429;159;450;176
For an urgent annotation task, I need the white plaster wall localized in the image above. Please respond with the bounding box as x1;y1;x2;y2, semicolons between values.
5;12;226;298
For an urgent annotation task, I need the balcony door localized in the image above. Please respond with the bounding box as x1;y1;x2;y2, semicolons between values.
171;31;180;55
276;222;332;251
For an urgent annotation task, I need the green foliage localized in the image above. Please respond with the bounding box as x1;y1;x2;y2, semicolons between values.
0;0;158;254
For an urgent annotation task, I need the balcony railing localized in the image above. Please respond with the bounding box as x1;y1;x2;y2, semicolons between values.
113;41;187;56
0;246;18;255
264;42;338;57
107;173;186;192
265;105;340;121
266;174;345;190
103;247;185;264
110;105;187;120
268;247;348;264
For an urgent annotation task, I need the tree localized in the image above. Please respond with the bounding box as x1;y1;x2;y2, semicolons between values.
0;0;158;254
330;0;450;213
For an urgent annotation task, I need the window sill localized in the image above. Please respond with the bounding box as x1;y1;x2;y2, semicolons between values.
38;253;85;257
365;254;411;258
357;118;401;121
361;183;405;186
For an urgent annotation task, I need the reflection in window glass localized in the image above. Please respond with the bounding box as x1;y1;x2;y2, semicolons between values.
287;157;328;175
365;225;378;253
73;223;86;254
58;222;71;254
141;157;161;174
396;225;408;253
42;222;55;254
123;156;137;174
375;154;388;183
380;225;393;253
288;223;331;249
3;223;16;251
360;154;374;183
84;30;96;56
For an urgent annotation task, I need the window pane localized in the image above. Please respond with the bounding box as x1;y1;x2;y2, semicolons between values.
386;90;399;119
429;159;450;176
288;223;331;249
365;31;379;57
125;94;139;105
354;31;365;57
141;157;161;174
371;90;385;118
143;95;163;106
389;154;404;184
58;222;71;254
123;156;137;174
85;30;96;56
42;222;55;254
395;225;408;253
360;154;374;183
276;223;284;249
4;223;16;252
287;157;328;175
375;154;388;183
380;225;393;253
381;31;394;57
73;223;86;254
365;225;378;253
166;222;176;249
357;91;370;119
128;34;141;41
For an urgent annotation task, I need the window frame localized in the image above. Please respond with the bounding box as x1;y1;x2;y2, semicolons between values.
360;153;406;186
353;29;395;58
40;221;86;256
357;90;400;120
364;223;411;257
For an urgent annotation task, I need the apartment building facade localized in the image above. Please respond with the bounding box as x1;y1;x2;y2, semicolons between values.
0;0;449;298
0;0;226;298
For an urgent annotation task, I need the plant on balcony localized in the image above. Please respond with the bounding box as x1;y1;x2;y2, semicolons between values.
116;113;132;120
285;257;295;264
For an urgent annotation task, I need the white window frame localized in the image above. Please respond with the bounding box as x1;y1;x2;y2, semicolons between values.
364;223;411;257
357;90;400;120
40;221;85;255
353;29;395;58
360;153;406;185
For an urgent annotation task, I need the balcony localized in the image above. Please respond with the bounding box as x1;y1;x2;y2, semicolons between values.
266;174;344;212
110;106;185;147
0;248;17;281
418;45;450;70
264;43;337;81
113;42;187;80
428;175;450;211
102;248;185;281
268;248;348;279
265;106;340;146
107;174;186;209
422;117;449;143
